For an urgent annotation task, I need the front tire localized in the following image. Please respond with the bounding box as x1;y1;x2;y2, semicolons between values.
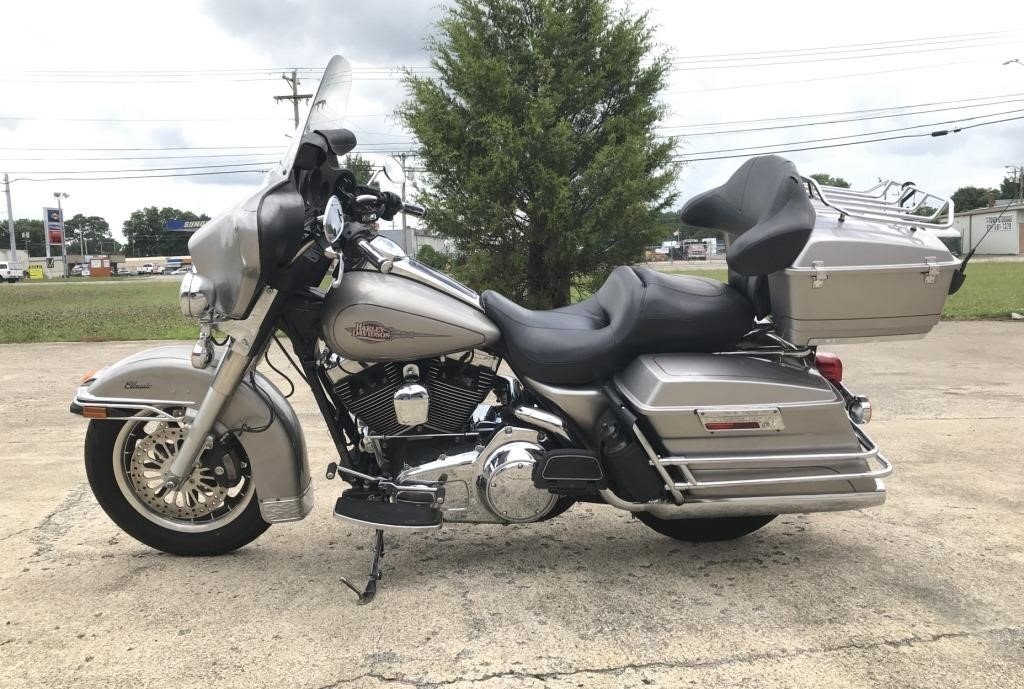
84;418;270;556
636;513;775;542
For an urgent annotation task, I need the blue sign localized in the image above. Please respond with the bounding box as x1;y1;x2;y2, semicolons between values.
164;219;206;232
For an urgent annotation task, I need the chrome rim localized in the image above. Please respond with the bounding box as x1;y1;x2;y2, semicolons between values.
112;416;254;533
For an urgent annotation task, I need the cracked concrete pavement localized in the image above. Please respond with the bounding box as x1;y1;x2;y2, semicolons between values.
0;321;1021;688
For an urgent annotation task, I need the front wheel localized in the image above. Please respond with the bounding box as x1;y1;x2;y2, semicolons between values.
636;513;775;542
84;417;270;556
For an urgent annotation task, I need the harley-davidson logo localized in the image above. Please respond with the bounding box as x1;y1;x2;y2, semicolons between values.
346;321;448;344
350;321;393;342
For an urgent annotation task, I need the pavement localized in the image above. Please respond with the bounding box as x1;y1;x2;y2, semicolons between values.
0;321;1022;688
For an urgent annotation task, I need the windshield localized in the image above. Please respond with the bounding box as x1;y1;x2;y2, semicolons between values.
280;55;353;173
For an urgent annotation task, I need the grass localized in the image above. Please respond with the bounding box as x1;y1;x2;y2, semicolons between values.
0;281;195;343
0;262;1020;344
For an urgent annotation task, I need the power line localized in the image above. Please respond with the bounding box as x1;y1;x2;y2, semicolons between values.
673;114;1024;163
4;160;276;174
656;97;1024;138
8;169;270;183
657;91;1024;129
666;56;1004;95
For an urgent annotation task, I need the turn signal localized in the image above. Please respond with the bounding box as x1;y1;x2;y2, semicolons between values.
815;352;843;385
82;406;108;419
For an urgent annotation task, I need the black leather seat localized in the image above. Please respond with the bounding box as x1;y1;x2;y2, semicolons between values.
481;266;753;386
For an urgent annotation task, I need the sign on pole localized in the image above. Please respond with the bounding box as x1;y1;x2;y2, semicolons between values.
44;207;63;252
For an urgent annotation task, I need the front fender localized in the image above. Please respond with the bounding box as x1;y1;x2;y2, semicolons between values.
72;345;312;523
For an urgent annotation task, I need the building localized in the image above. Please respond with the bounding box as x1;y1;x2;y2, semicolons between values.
952;201;1024;255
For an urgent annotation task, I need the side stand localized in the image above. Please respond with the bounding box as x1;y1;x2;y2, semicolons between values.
340;529;385;605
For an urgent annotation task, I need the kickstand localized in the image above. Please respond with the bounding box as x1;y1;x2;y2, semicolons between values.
340;529;385;605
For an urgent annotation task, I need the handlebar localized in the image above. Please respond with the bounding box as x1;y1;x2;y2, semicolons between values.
402;202;426;218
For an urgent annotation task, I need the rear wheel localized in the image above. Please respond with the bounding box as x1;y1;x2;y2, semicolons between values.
636;513;775;542
84;416;269;556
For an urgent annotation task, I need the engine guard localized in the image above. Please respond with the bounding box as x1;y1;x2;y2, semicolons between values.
70;345;313;523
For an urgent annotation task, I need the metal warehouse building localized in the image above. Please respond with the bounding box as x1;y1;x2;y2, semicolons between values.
953;201;1024;255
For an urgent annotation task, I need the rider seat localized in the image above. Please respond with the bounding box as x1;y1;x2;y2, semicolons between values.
481;267;753;386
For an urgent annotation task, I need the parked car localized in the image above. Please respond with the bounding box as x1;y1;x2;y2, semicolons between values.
170;267;191;275
137;263;155;275
0;262;22;283
154;265;166;275
683;240;707;261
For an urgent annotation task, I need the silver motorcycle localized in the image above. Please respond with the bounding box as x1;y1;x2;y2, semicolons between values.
71;55;965;602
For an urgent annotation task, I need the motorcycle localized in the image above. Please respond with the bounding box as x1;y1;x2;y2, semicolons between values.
71;55;966;602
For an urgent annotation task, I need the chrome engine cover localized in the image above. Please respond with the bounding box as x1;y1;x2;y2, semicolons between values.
396;426;557;524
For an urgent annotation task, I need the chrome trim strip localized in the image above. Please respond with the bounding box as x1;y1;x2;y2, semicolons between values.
258;481;315;523
332;510;443;531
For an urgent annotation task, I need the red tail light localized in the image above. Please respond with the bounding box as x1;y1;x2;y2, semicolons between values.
815;352;843;385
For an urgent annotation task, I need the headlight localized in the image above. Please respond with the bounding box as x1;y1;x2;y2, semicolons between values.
179;271;216;319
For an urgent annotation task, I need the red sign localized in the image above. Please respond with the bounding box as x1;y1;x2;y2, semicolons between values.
44;207;64;246
48;229;64;245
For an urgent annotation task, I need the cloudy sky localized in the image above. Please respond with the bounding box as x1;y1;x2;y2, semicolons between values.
2;0;1023;243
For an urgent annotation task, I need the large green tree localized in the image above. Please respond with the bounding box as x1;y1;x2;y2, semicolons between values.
810;173;851;189
122;207;210;257
401;0;678;308
0;219;45;257
63;214;121;254
951;185;996;212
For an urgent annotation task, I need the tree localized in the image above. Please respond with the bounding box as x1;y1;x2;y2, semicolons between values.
951;186;996;212
0;218;45;257
342;153;376;185
810;173;850;189
401;0;678;308
122;207;210;257
63;214;121;254
999;174;1021;200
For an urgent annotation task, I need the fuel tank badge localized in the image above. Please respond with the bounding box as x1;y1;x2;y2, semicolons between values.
347;321;447;343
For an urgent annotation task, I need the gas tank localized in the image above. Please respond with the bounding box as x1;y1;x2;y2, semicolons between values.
322;270;500;361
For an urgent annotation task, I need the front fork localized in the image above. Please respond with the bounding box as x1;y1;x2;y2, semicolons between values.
162;288;279;487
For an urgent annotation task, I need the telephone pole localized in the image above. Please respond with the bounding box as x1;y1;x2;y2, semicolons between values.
274;70;313;129
3;174;15;265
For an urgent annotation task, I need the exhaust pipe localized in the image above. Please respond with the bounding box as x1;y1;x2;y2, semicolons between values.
599;484;886;520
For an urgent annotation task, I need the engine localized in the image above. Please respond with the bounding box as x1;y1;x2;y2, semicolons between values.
327;351;497;437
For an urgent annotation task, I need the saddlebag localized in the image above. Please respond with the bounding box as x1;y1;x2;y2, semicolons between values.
614;354;888;501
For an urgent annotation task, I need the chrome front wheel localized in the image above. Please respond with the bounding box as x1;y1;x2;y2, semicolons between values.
85;416;269;555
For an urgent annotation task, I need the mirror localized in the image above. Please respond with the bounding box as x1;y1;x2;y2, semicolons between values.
382;157;406;185
323;195;344;242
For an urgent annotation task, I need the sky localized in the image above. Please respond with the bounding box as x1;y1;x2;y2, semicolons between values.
2;0;1023;245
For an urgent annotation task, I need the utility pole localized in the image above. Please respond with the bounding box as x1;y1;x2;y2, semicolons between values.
3;174;15;266
274;70;313;129
397;153;416;256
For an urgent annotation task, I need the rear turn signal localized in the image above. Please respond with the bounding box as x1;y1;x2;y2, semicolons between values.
82;406;108;419
815;352;843;385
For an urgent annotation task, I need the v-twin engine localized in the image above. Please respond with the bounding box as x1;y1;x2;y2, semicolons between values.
328;355;496;436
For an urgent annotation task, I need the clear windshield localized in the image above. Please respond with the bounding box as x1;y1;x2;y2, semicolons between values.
279;55;353;172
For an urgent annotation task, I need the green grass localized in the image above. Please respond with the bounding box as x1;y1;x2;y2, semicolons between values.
0;281;195;343
0;262;1020;344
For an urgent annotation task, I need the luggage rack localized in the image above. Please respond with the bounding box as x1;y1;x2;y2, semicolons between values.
803;176;958;235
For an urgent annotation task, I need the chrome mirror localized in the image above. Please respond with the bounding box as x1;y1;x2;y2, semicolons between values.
383;157;406;185
323;195;344;242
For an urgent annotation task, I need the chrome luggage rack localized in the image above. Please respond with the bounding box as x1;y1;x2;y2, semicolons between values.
803;176;958;235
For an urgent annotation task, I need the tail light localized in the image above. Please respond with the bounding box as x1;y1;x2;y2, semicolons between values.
815;352;843;385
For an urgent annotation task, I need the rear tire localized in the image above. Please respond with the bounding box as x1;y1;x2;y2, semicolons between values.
85;419;270;556
636;513;775;542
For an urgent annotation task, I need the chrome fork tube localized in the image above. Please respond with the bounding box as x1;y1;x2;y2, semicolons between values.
163;344;254;485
